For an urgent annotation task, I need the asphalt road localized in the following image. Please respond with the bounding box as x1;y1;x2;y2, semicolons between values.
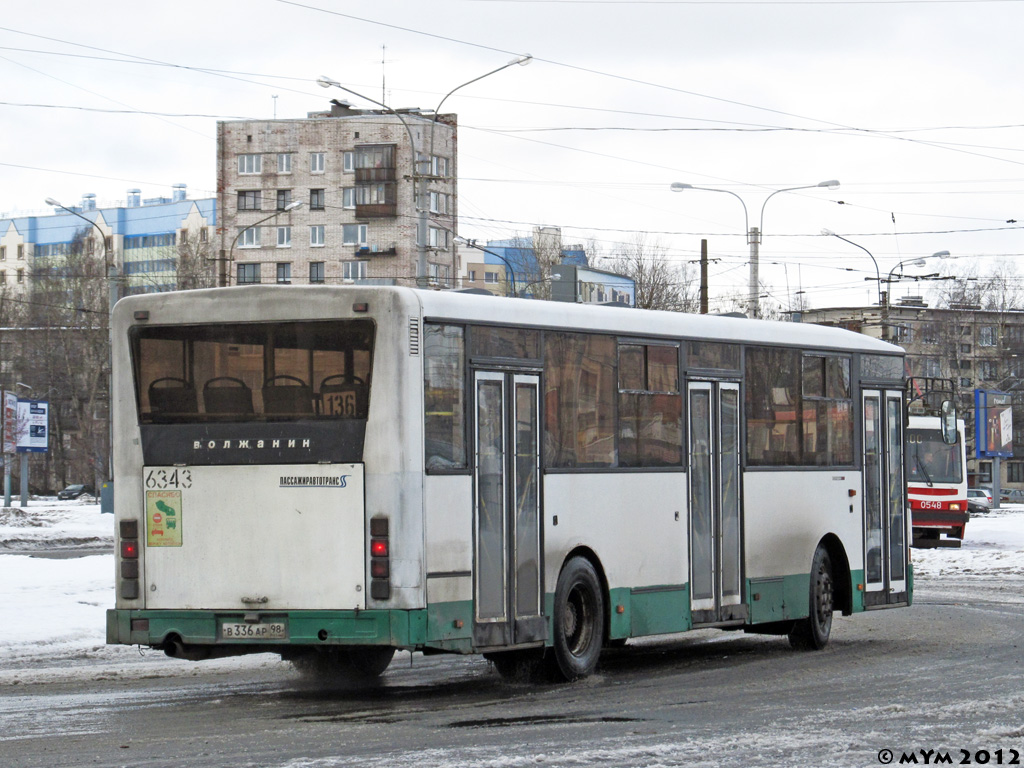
2;575;1023;768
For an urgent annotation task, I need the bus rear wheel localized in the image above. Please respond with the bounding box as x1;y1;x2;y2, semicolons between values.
789;546;834;651
550;556;605;681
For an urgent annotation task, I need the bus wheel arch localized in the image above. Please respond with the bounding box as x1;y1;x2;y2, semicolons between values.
549;548;607;681
789;539;841;651
818;533;853;616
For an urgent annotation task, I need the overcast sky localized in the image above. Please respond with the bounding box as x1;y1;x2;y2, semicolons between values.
1;0;1021;310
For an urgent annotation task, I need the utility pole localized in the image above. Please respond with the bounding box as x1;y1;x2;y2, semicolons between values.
700;239;709;314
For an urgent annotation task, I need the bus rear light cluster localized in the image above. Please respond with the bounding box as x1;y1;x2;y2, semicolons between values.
370;516;390;600
119;519;140;600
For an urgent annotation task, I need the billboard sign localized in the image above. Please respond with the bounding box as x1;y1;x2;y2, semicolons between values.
975;389;1014;459
16;399;49;454
2;391;17;453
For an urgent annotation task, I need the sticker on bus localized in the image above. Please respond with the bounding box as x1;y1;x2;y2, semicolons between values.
146;490;183;547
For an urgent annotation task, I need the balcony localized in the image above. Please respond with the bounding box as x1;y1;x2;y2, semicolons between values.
355;243;398;257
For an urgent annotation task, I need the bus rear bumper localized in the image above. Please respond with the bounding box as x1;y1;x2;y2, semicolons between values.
106;608;427;652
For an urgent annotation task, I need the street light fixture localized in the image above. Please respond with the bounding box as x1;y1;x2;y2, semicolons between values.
427;55;531;284
454;236;518;297
44;197;118;309
317;76;427;284
671;179;839;317
222;200;304;286
821;229;882;307
881;251;953;341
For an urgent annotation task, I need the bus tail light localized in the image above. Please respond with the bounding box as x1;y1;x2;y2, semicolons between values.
949;502;962;511
370;516;390;600
119;519;140;600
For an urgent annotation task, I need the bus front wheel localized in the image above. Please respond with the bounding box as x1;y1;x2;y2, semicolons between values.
788;546;834;651
550;556;605;681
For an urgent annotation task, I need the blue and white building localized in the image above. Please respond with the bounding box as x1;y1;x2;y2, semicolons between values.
0;187;216;298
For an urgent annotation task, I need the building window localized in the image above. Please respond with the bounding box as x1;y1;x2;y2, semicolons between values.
17;244;24;260
355;183;392;206
893;325;913;343
238;226;260;248
310;225;325;247
960;343;972;355
238;154;262;174
277;153;292;173
342;188;356;209
309;189;325;210
431;156;449;177
200;228;208;243
429;192;450;214
428;227;449;249
0;270;5;284
980;360;999;381
276;189;292;210
468;270;476;282
309;261;325;284
237;263;260;284
979;326;997;347
959;377;972;388
343;260;367;280
237;190;261;211
979;461;993;484
17;268;24;283
343;151;354;172
310;152;325;173
342;224;367;246
276;262;291;284
277;226;291;248
355;145;394;170
484;271;498;284
0;246;5;260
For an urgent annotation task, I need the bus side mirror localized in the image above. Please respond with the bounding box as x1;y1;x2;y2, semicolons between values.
940;400;957;445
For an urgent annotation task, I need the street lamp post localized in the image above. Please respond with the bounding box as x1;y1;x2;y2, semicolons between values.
428;55;531;282
881;251;951;341
317;76;427;285
455;236;518;297
44;197;118;313
220;200;304;286
671;180;839;317
44;197;118;489
822;229;882;307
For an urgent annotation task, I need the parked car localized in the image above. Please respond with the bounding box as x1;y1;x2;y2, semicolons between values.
57;484;95;500
967;488;992;510
1000;488;1024;504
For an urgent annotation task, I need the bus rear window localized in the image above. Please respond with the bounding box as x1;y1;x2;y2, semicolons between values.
132;320;374;423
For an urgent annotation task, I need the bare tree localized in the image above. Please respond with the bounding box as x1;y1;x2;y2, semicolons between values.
606;234;699;312
25;227;111;491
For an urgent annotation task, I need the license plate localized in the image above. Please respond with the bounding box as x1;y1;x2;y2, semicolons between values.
221;621;287;640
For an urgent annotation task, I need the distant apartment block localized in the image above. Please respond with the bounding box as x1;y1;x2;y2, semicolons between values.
217;100;457;288
461;226;635;304
799;298;1024;489
0;187;216;299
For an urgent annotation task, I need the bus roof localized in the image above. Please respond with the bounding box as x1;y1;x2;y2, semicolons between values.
115;285;902;356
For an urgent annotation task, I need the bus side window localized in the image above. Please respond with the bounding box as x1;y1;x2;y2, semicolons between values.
319;375;367;418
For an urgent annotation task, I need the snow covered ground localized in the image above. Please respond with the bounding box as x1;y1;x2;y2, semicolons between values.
2;497;1023;685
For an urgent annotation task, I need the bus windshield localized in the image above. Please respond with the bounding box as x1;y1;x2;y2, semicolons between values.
907;428;962;485
132;320;374;423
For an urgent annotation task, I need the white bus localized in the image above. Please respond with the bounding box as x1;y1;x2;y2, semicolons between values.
106;286;910;681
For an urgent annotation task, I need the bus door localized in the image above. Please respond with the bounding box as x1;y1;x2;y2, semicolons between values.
687;381;744;625
862;390;908;606
472;371;546;648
